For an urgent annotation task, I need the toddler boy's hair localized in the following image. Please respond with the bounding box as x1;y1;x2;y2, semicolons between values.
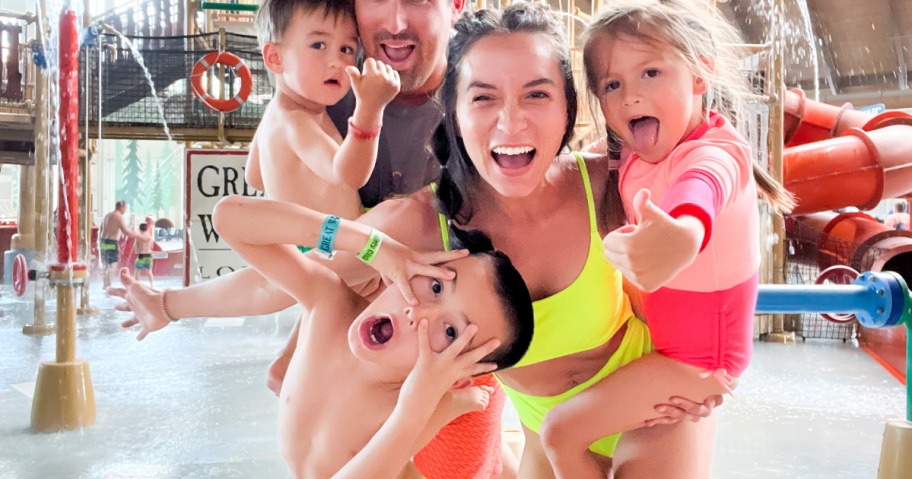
255;0;356;49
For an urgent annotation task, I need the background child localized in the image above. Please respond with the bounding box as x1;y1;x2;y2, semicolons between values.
245;0;400;222
133;219;155;288
539;1;795;478
210;194;534;479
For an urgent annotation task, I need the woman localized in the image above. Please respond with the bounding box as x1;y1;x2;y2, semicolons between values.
113;4;721;477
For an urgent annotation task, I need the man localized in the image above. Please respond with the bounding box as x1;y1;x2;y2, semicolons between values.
100;201;140;289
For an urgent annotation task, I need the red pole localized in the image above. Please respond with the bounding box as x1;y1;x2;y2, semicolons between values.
58;10;79;265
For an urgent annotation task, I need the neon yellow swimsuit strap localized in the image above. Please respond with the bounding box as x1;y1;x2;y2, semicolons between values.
571;152;599;235
428;183;451;252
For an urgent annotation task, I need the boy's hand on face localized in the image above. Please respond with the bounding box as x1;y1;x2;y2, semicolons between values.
369;235;469;305
399;320;500;413
346;58;401;120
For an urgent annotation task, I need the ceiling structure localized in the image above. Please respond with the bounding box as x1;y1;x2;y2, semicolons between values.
722;0;912;109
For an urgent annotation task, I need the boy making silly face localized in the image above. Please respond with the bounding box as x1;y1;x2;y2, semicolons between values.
212;195;534;479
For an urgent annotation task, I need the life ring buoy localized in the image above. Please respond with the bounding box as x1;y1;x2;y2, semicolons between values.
191;51;252;113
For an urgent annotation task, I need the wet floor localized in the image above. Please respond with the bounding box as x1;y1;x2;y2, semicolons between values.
0;277;906;478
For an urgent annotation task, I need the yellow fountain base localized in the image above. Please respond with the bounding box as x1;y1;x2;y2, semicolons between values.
878;419;912;479
764;332;796;343
22;322;56;335
31;360;96;432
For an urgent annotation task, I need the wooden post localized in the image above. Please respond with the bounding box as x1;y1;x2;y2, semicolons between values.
765;0;794;343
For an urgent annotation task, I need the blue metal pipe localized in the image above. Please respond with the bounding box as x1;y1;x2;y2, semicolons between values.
756;284;878;314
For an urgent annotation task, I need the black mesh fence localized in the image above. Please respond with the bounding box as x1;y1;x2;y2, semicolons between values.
783;216;892;340
79;32;270;132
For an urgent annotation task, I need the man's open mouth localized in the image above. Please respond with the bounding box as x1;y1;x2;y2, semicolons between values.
360;315;394;350
492;146;536;172
381;44;415;63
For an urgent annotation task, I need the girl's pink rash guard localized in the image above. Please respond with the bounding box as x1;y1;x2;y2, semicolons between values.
618;113;759;379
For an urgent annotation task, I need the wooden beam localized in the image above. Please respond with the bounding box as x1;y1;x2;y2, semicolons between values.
805;0;839;95
882;0;908;90
81;125;256;143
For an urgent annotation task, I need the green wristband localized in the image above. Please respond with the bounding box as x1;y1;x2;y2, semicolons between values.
358;229;384;264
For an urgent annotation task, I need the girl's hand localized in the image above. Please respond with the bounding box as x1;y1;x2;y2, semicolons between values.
368;235;469;305
399;320;500;412
603;189;703;292
346;58;401;114
108;268;169;340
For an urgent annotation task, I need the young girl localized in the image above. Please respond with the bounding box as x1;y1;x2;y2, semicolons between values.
540;1;794;478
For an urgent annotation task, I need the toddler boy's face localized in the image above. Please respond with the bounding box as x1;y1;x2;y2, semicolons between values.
272;9;359;106
348;255;510;375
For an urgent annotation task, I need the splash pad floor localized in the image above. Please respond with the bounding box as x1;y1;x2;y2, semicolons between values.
0;277;904;478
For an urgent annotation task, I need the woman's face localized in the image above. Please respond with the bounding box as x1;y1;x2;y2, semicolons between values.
454;33;568;198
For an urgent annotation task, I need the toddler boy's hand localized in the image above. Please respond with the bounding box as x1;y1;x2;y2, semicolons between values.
346;58;401;116
399;321;500;413
450;385;494;418
369;235;469;305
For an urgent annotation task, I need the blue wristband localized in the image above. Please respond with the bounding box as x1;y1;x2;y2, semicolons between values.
316;215;340;260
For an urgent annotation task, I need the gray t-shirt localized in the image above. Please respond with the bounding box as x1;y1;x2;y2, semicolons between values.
328;91;443;208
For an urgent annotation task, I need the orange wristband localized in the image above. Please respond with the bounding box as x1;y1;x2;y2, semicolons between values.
347;118;381;140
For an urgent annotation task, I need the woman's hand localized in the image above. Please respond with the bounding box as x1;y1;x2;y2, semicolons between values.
369;235;469;305
645;395;724;427
108;268;170;341
603;189;703;292
398;320;500;413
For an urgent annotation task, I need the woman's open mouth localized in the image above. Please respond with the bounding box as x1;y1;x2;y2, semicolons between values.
360;315;394;350
492;146;536;175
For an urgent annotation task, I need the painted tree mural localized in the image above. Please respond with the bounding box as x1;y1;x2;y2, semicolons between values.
117;140;143;212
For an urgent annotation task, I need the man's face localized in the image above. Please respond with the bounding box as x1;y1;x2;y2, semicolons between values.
355;0;462;94
348;255;510;374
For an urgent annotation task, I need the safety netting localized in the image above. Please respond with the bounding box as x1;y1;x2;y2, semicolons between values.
79;32;270;133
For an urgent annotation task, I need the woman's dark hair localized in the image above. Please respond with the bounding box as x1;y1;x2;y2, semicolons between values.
449;226;534;370
435;3;578;225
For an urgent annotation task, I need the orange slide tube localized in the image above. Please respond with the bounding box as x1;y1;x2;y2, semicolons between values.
783;88;876;147
784;123;912;216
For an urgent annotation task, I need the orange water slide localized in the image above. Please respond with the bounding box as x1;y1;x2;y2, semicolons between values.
781;89;912;215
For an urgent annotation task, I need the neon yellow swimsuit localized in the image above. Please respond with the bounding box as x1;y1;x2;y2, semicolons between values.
433;153;653;457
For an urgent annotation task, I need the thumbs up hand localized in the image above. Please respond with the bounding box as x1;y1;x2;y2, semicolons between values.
603;189;705;292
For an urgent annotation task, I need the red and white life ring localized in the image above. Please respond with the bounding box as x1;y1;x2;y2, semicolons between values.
191;51;252;113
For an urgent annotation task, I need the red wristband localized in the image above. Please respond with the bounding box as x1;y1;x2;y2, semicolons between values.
347;118;381;140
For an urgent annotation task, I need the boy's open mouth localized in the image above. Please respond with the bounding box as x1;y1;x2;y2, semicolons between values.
629;116;660;152
324;78;341;89
361;315;394;350
492;146;535;174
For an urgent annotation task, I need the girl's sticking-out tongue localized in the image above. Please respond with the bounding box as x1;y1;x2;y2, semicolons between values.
630;117;659;153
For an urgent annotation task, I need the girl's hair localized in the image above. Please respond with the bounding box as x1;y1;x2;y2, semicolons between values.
581;0;795;214
435;3;578;225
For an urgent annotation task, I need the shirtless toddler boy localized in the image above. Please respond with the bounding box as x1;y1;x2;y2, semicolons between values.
212;195;534;478
133;220;155;288
246;0;400;221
